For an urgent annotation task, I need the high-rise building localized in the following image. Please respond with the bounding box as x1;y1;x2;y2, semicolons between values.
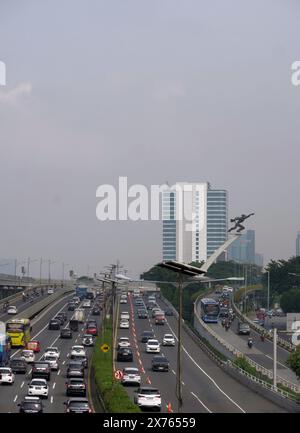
296;232;300;257
162;182;228;263
255;253;264;268
227;230;256;264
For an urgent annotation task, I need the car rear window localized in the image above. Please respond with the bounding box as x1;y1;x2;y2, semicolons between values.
141;388;159;395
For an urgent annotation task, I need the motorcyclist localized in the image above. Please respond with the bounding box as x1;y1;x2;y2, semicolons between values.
247;337;253;348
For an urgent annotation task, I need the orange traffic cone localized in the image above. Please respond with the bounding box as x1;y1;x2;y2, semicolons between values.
166;402;173;413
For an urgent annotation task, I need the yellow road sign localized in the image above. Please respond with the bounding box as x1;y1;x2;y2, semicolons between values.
101;343;110;353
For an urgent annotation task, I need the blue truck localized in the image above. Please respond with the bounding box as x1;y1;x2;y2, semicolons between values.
75;285;88;300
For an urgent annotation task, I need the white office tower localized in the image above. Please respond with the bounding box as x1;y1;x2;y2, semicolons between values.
162;182;228;263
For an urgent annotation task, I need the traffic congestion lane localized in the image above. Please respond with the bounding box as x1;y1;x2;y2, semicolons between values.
156;297;286;413
0;295;100;413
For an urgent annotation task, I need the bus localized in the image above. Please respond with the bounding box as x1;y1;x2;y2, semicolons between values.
6;319;31;347
75;285;88;300
200;298;220;323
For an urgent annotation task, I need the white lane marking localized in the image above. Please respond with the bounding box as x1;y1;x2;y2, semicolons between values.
191;391;212;413
53;383;56;389
13;395;18;402
62;360;66;365
265;355;287;368
51;396;54;403
57;370;60;375
10;300;70;359
20;381;24;388
172;369;176;375
166;321;246;413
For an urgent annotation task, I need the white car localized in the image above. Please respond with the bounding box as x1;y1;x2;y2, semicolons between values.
21;349;35;363
7;306;18;315
82;300;91;308
146;339;160;353
0;367;15;384
71;345;86;358
28;378;49;398
121;367;141;385
82;335;94;347
42;354;59;371
45;347;60;359
134;387;161;410
162;334;175;346
120;298;127;304
118;337;131;349
47;288;54;295
120;320;129;329
121;312;130;320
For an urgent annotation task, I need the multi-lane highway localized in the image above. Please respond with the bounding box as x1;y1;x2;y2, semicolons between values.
195;292;299;387
0;293;100;413
115;292;286;413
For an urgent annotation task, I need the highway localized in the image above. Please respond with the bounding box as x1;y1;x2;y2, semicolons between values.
196;293;299;387
0;293;100;413
115;292;286;413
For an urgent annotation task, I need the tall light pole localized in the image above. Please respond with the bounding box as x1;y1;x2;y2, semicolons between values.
266;270;270;312
273;327;277;390
27;258;38;279
48;260;57;285
157;260;205;413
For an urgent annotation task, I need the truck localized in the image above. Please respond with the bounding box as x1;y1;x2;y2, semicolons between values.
74;308;85;323
75;285;88;300
86;288;96;300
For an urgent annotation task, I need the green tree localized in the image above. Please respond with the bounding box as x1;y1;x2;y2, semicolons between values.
287;345;300;378
280;288;300;313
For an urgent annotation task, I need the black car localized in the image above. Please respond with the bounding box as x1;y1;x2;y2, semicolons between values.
138;309;148;319
69;319;79;332
48;319;60;330
64;397;91;413
68;303;75;311
117;347;133;362
31;362;51;381
151;355;169;372
141;331;155;343
60;328;73;339
91;307;100;316
66;378;86;396
165;308;173;316
72;355;88;369
10;358;27;374
67;361;84;378
55;314;65;324
18;396;43;413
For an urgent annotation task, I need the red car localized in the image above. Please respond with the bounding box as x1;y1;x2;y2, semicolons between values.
27;340;41;353
85;325;98;336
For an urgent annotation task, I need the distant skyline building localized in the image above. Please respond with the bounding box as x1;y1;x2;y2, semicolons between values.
227;230;256;264
255;253;264;268
296;232;300;257
162;182;228;263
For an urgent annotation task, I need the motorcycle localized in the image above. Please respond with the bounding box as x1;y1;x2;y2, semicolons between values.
247;338;253;348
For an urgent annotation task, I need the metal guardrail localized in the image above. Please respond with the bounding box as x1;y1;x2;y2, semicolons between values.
231;298;294;352
194;294;300;394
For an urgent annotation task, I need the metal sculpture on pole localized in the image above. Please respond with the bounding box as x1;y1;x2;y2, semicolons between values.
228;213;255;233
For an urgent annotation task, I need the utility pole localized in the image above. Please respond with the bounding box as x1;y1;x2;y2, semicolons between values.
176;271;183;413
273;327;277;390
267;270;270;312
40;257;43;286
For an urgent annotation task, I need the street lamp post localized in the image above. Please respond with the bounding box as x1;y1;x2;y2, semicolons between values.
273;327;277;390
267;270;270;312
157;260;206;413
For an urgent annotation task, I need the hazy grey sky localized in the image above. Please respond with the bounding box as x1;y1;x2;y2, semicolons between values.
0;0;299;278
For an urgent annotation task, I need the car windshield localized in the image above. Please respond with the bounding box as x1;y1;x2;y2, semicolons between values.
34;363;48;368
69;363;82;368
124;369;138;374
69;402;89;408
44;356;56;361
140;389;159;395
154;357;167;362
31;380;46;386
23;403;41;410
70;380;84;384
0;369;10;374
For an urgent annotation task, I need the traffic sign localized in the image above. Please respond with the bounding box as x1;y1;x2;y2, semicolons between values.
114;369;124;380
100;343;110;353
